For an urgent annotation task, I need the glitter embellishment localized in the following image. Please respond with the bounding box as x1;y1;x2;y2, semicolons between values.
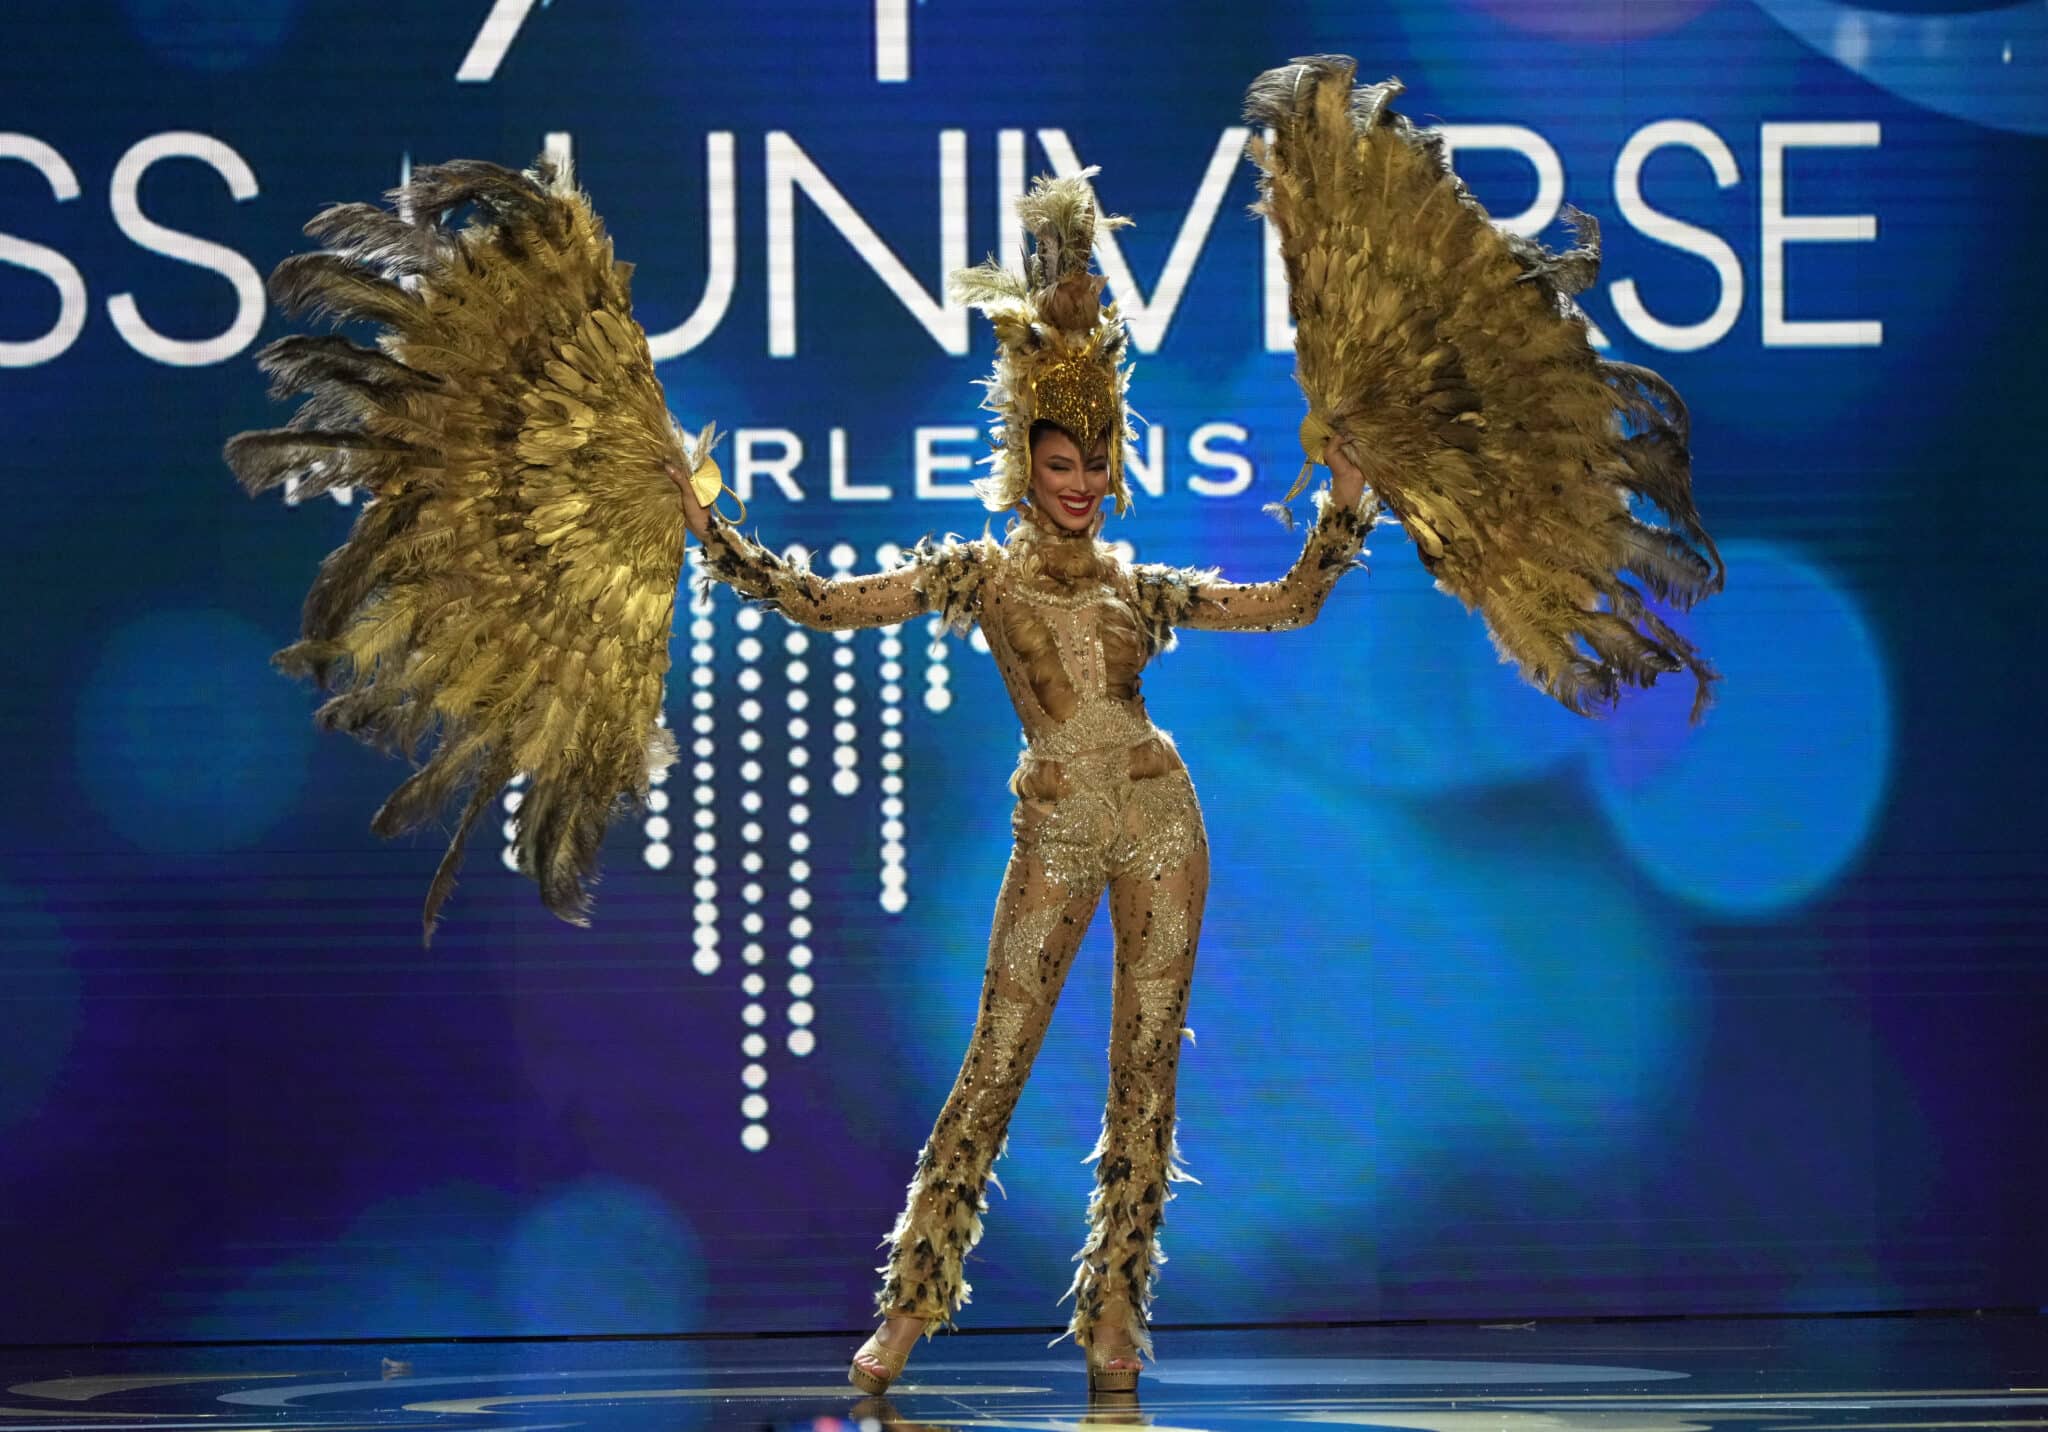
1030;353;1121;450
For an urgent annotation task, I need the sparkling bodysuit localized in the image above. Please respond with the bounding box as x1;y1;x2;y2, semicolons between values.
696;489;1373;1357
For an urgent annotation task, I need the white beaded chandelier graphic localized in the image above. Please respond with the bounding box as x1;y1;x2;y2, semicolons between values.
498;544;985;1153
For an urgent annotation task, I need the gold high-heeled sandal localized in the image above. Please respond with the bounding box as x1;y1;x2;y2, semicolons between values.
848;1327;913;1395
1085;1314;1143;1395
1087;1348;1141;1394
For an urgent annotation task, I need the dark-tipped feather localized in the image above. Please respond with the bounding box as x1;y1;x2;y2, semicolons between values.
267;253;421;330
256;334;437;399
302;202;454;277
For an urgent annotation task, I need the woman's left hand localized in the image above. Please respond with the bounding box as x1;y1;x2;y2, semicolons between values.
1326;440;1366;510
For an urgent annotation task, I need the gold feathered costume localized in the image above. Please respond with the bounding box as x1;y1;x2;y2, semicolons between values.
224;156;719;944
1248;56;1724;720
225;57;1725;944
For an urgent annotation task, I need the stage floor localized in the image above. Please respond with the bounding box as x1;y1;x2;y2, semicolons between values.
2;1315;2043;1432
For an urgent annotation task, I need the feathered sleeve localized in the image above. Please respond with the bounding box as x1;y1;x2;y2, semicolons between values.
1130;487;1374;648
906;532;997;635
695;516;995;633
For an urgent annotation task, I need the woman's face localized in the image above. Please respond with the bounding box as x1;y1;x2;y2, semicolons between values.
1028;426;1110;532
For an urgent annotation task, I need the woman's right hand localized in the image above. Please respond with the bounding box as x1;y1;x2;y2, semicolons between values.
667;462;712;543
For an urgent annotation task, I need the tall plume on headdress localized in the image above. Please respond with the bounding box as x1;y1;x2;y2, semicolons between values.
1247;56;1725;721
225;155;720;943
949;168;1138;513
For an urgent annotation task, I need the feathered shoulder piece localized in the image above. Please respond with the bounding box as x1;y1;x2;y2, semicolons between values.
1247;56;1725;721
224;156;719;943
949;169;1139;514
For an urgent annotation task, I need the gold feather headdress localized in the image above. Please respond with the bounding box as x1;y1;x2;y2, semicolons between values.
949;169;1138;514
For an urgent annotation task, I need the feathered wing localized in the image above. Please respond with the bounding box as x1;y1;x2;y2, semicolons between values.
225;156;705;942
1247;57;1725;721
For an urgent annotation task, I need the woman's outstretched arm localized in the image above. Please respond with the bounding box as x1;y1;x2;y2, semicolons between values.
1131;448;1375;637
675;467;990;632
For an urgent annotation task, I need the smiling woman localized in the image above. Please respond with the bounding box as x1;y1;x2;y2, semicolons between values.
1028;422;1112;531
679;170;1378;1396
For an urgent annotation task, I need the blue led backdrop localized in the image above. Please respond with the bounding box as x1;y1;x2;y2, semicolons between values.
2;0;2044;1341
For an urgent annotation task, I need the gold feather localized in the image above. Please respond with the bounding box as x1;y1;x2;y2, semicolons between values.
226;155;704;943
1246;57;1724;721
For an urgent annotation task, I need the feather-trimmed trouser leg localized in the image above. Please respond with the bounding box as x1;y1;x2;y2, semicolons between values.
873;814;1106;1332
1063;768;1209;1360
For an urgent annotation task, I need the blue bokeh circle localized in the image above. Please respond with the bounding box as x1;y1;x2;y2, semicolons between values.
75;607;314;855
1591;539;1894;917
